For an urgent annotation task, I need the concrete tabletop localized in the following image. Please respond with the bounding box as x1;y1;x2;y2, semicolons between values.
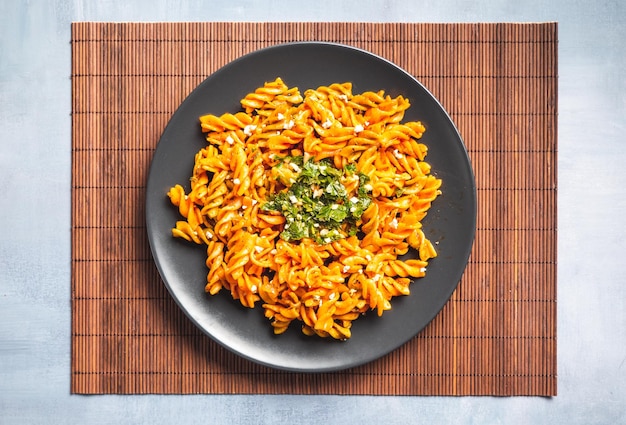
1;0;624;423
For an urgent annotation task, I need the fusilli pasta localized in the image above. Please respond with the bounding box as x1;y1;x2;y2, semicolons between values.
168;77;442;340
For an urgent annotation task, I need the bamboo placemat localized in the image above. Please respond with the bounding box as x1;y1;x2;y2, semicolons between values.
71;22;557;395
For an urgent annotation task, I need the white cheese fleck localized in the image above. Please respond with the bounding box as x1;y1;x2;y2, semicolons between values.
276;113;284;120
233;178;241;185
255;246;263;253
289;195;298;204
372;274;381;283
289;162;301;173
324;237;332;244
225;135;235;144
389;218;399;229
330;204;339;210
251;199;258;205
205;230;213;239
420;267;427;273
354;124;364;133
243;124;256;136
283;120;295;130
322;118;332;129
364;183;373;192
393;149;404;159
319;229;329;236
350;197;359;204
250;285;257;293
270;249;277;255
342;265;350;273
329;292;336;301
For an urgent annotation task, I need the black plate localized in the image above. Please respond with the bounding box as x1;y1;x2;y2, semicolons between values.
146;42;476;372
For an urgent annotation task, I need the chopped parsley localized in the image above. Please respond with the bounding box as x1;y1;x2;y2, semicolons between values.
262;156;372;244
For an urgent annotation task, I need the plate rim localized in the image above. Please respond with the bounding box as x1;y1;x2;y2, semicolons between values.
145;41;477;372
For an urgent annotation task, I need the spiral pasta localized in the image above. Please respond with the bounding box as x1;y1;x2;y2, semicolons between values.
168;77;442;340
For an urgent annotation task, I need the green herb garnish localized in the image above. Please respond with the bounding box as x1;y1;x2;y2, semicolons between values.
262;157;372;244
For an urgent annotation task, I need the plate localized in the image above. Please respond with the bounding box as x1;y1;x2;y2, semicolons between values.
145;42;476;372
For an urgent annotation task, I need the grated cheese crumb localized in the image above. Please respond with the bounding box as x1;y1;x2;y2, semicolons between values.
233;178;241;185
243;124;257;136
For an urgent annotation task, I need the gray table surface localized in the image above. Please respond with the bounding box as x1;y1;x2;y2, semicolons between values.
1;0;625;424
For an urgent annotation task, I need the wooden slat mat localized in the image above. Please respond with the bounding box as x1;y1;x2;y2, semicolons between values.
71;22;557;395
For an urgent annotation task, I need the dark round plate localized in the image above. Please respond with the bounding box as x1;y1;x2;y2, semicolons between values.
145;42;476;372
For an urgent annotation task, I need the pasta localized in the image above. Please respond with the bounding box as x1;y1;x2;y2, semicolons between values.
167;77;442;340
